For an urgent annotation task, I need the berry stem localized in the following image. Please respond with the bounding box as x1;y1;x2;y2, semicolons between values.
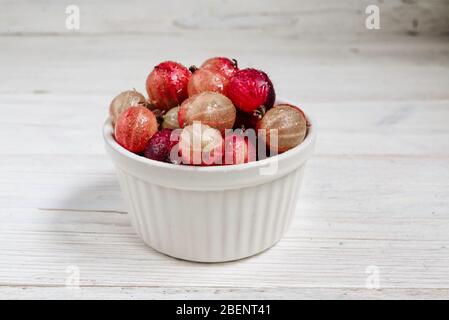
151;108;165;125
189;65;199;73
253;105;267;119
145;99;158;110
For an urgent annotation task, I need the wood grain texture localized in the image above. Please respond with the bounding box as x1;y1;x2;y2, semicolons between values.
0;208;448;289
1;34;448;101
3;287;449;300
1;0;449;299
1;0;448;36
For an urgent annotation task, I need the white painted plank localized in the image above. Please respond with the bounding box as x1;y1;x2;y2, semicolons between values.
1;0;448;36
2;286;449;300
2;95;449;133
1;1;448;299
0;34;448;101
0;209;448;291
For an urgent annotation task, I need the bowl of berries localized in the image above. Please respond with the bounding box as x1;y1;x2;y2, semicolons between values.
103;57;316;262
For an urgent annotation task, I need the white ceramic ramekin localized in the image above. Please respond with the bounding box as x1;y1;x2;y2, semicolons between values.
103;105;316;262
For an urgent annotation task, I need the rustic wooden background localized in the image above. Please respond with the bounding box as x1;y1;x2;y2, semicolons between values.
1;0;449;299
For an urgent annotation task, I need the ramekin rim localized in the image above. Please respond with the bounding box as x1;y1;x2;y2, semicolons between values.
103;109;316;173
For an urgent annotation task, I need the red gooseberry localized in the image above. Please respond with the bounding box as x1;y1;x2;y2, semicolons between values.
146;61;191;111
226;68;275;114
143;128;178;162
115;106;158;153
178;122;223;166
223;132;256;165
109;90;146;126
187;57;238;96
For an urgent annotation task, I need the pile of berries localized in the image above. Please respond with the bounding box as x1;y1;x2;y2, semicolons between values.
110;57;309;166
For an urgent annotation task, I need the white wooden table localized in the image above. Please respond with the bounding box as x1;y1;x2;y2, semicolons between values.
1;0;449;299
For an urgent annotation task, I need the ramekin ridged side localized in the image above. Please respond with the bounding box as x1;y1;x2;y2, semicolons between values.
115;165;305;262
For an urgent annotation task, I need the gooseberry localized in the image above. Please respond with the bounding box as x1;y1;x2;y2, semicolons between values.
226;68;275;114
256;104;307;153
109;90;146;126
178;92;236;134
144;129;177;162
201;57;238;78
162;106;180;129
234;109;258;131
115;106;158;153
146;61;191;111
188;69;228;96
187;57;238;96
178;122;223;165
223;132;256;165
